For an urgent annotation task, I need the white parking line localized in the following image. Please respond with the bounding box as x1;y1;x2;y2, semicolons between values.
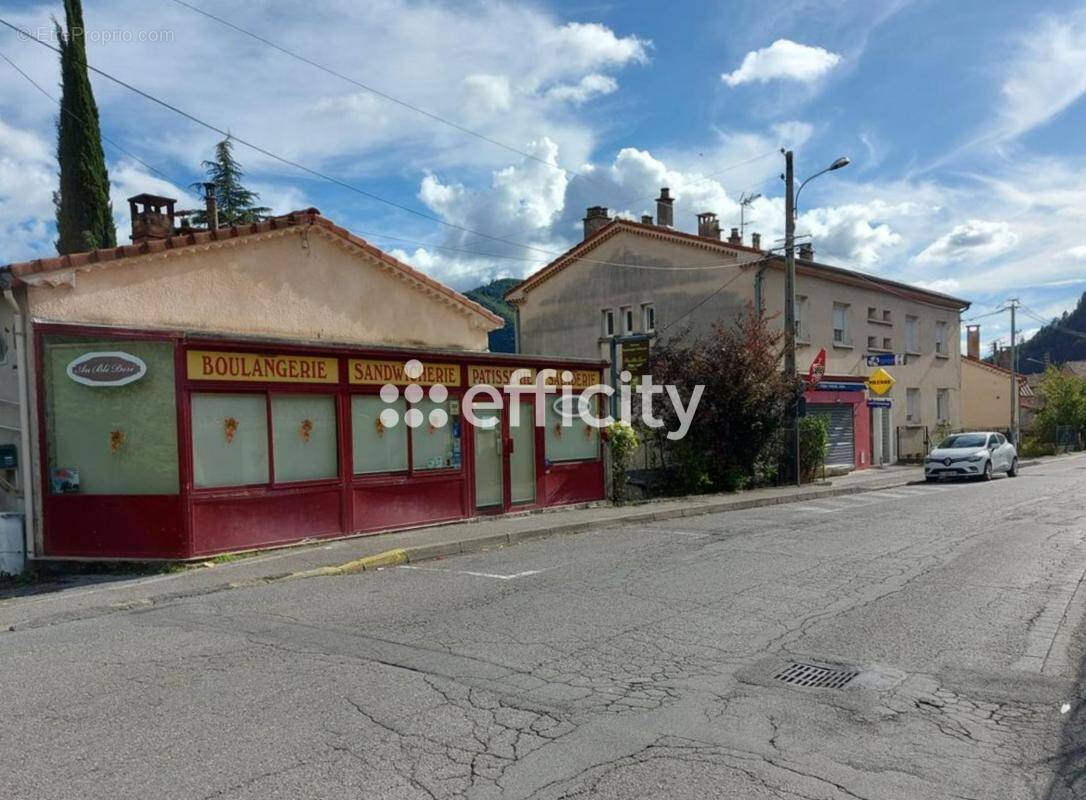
792;506;837;514
398;566;548;581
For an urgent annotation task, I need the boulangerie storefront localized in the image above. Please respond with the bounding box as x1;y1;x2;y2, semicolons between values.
1;200;605;561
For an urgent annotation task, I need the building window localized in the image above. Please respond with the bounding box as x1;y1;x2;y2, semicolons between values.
883;309;892;323
641;303;656;333
832;303;850;345
411;398;458;470
544;399;599;462
352;395;408;474
906;388;921;424
601;309;615;338
795;295;809;342
44;337;179;495
867;306;877;321
192;393;269;488
271;394;339;482
883;337;893;351
935;321;948;356
867;335;878;350
905;315;919;354
937;388;950;423
620;305;634;335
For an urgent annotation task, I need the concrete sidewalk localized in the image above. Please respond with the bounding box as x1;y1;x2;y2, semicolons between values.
2;456;1070;630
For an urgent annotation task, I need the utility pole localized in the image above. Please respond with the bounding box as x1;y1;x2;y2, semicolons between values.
783;150;800;486
1008;298;1019;447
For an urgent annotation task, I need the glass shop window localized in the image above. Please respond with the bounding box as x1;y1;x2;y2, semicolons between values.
410;398;459;471
191;393;269;488
43;336;179;495
352;395;408;474
544;396;600;463
271;394;338;482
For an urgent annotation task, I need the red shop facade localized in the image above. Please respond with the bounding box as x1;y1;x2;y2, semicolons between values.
36;324;606;560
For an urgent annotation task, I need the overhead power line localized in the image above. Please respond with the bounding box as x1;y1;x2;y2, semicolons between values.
165;0;601;186
0;18;792;274
0;48;184;188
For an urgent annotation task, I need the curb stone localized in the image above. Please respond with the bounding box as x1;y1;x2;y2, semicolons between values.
284;474;923;582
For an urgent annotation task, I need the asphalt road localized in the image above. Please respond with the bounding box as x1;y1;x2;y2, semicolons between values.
3;456;1086;799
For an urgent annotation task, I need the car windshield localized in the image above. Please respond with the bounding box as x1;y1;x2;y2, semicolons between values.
939;434;988;449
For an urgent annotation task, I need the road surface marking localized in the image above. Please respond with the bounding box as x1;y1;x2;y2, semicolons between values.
792;506;836;514
398;565;548;581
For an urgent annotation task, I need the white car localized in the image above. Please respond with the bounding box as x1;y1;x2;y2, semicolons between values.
924;431;1018;482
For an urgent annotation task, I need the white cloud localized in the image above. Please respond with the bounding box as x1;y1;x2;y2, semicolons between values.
998;11;1086;140
1065;245;1086;260
721;39;842;86
913;278;962;295
770;121;814;149
546;74;618;105
547;22;650;72
462;74;513;114
796;201;906;267
915;219;1019;264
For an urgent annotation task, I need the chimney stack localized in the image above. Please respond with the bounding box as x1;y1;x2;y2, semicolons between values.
582;206;610;239
203;182;219;230
799;242;814;260
640;214;653;225
751;232;762;251
696;212;721;240
727;227;741;245
655;188;674;228
966;325;981;360
127;193;177;243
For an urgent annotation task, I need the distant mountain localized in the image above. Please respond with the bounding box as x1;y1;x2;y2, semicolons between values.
1017;292;1086;373
464;278;520;353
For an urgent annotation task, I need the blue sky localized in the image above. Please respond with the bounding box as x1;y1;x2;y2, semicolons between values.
2;0;1086;351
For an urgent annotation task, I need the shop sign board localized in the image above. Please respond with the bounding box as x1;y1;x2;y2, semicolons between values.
621;340;650;378
867;367;896;396
187;350;339;384
349;359;460;387
867;399;892;408
67;351;147;387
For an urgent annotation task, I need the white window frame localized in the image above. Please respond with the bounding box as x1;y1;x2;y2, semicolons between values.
601;308;615;338
641;303;655;333
935;320;948;357
832;302;850;346
620;305;634;335
906;388;921;424
905;315;920;354
936;388;949;423
795;295;809;342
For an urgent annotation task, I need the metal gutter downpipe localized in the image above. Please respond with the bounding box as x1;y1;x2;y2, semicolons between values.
4;288;34;562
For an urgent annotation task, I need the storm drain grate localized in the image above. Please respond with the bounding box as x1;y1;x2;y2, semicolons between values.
774;662;858;690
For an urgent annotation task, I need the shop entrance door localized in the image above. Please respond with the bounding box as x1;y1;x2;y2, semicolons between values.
473;407;504;509
509;400;536;505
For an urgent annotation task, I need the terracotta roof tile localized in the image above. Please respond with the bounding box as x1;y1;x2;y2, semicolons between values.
2;209;503;327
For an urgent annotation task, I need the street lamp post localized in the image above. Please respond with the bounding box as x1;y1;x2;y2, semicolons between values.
783;151;850;486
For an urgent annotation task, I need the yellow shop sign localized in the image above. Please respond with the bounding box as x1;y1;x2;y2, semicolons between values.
187;350;339;383
349;359;461;387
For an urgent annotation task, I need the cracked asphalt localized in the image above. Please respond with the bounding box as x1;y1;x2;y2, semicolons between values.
3;456;1086;799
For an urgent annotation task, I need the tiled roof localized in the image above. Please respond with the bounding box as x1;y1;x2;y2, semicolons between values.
1;209;504;327
504;217;970;310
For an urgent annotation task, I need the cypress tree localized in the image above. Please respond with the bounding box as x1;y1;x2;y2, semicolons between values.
190;137;270;227
53;0;116;254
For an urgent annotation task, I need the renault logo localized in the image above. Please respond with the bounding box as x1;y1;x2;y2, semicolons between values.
943;457;952;466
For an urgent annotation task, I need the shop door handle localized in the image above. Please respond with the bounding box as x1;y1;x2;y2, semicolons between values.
506;437;515;455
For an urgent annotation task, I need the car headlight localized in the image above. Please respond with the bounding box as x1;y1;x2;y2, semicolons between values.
967;454;984;462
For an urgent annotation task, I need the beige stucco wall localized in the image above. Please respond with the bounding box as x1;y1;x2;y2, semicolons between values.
0;300;23;512
961;358;1014;430
515;228;965;462
25;229;492;351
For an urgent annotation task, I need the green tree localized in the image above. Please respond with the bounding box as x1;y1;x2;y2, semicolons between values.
1034;365;1086;441
53;0;116;254
190;137;270;227
649;306;798;492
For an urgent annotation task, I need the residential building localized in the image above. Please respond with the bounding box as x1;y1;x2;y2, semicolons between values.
506;190;971;469
0;195;605;563
960;325;1032;433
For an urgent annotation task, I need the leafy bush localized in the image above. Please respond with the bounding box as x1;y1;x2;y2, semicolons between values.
649;305;797;493
604;420;640;504
799;414;830;482
1019;435;1055;458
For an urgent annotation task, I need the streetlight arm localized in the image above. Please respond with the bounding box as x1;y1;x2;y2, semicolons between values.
794;167;832;218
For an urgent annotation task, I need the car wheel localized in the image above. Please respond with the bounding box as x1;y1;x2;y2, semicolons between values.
982;460;993;481
1008;458;1018;477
